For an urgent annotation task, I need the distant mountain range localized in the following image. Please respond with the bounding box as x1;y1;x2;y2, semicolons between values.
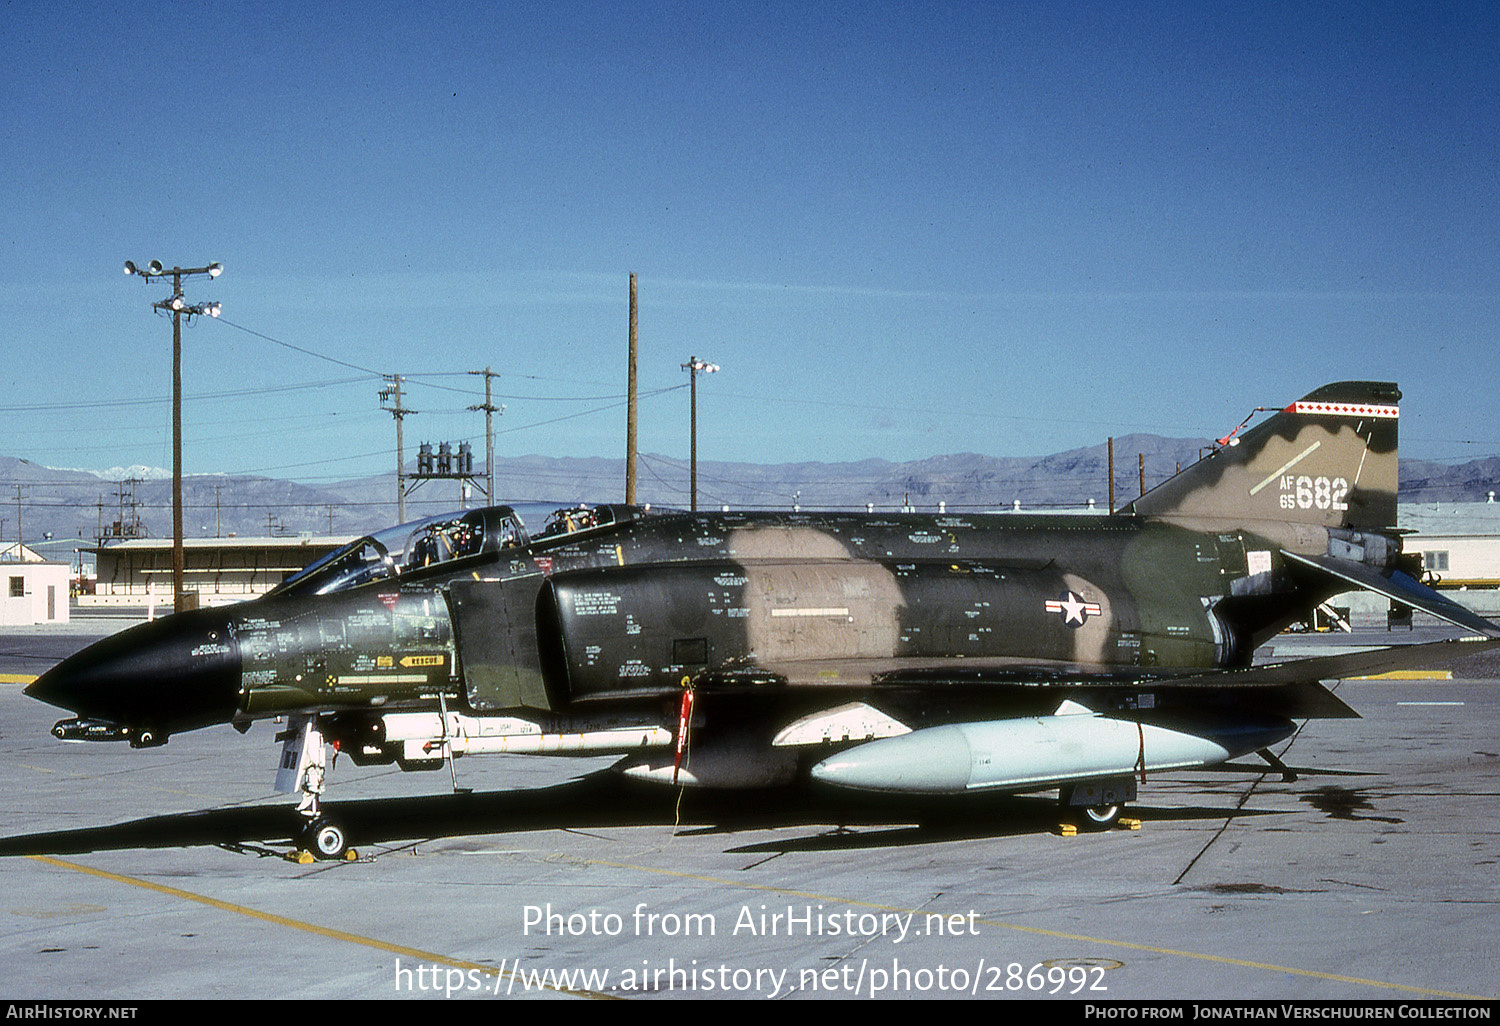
4;438;1498;559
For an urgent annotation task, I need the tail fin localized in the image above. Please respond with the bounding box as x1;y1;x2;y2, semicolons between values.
1126;381;1400;533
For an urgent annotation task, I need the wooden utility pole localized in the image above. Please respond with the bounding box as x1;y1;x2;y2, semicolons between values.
1108;437;1115;513
626;273;638;505
171;289;183;603
123;259;221;610
380;375;414;522
468;367;501;503
689;361;698;511
681;356;718;512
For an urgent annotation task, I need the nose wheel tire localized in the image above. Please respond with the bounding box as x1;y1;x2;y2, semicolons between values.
301;816;350;860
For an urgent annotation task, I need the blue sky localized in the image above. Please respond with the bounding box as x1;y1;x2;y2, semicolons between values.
2;1;1497;491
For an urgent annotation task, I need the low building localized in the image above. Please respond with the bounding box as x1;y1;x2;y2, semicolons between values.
0;542;47;563
85;535;353;607
1401;501;1500;591
1;561;71;624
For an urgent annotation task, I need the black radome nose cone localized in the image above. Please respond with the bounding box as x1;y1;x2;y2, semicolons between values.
26;609;240;736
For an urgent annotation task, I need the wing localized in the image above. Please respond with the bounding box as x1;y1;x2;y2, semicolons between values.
695;635;1500;727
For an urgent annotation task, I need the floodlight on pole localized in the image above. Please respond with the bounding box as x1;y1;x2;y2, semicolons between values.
123;259;223;613
680;356;718;512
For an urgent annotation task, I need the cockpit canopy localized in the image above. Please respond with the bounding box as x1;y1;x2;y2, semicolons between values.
269;507;528;597
535;503;623;540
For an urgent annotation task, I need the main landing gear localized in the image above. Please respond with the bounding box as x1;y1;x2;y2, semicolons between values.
1059;780;1133;832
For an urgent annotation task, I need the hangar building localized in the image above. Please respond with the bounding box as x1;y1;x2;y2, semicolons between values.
84;534;353;608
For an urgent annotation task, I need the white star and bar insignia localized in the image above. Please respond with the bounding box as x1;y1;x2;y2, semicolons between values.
1045;590;1102;628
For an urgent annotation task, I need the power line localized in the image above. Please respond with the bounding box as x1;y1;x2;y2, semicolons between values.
217;318;386;376
0;376;371;415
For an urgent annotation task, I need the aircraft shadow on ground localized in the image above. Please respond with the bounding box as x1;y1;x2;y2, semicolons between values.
0;771;1291;859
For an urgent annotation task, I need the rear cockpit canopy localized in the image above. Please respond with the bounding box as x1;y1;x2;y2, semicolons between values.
533;504;647;544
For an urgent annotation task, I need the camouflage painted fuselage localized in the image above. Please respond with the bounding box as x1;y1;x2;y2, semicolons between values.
203;505;1343;730
497;510;1313;708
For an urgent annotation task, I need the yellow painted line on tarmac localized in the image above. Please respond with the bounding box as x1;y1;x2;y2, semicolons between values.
26;854;614;999
0;674;37;684
1351;670;1453;680
584;857;1488;1000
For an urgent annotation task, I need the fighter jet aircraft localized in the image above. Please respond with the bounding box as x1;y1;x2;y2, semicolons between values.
26;381;1500;858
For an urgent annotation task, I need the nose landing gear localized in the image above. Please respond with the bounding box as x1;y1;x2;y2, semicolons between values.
301;815;351;861
278;716;356;862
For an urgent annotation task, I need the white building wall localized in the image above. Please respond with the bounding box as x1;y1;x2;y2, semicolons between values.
1409;535;1500;586
0;563;71;625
